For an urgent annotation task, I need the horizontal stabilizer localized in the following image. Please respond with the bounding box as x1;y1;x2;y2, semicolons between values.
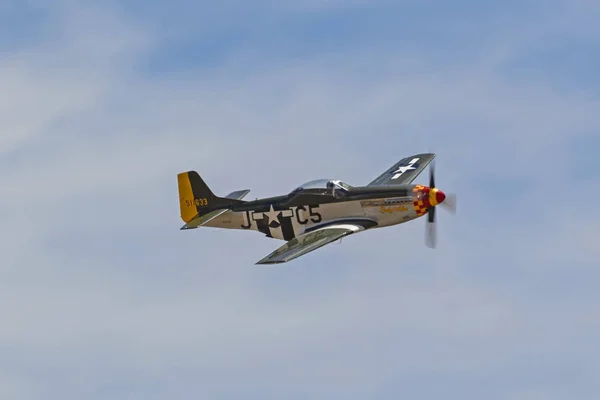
180;208;229;230
224;189;251;200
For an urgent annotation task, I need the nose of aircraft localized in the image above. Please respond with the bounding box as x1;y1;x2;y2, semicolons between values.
430;188;446;206
436;189;446;204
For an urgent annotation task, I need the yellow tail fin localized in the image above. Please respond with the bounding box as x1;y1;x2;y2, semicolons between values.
177;171;247;225
177;171;216;223
178;172;197;223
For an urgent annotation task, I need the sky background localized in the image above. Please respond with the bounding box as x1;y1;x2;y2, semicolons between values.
1;0;600;399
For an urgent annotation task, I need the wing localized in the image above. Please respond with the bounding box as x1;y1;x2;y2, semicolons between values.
255;223;364;264
367;153;435;186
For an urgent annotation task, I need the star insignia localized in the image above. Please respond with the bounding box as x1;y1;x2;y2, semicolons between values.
254;205;293;229
391;158;419;179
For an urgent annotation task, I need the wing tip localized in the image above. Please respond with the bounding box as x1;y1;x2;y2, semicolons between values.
255;260;287;265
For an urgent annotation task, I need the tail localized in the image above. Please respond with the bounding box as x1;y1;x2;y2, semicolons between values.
177;171;245;223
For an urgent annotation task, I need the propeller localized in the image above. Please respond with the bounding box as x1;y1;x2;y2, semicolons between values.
425;159;456;249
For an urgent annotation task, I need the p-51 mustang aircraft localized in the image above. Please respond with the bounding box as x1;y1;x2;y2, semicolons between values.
177;153;456;264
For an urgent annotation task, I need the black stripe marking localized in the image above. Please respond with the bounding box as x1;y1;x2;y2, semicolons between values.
256;218;272;238
279;214;296;241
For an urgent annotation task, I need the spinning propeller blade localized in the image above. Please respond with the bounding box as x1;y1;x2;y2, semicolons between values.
440;193;456;214
425;207;437;249
425;159;456;249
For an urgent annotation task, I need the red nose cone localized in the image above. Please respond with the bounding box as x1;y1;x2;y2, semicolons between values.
436;190;446;204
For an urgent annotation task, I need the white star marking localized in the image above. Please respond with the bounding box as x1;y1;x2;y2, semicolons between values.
253;205;293;223
391;158;419;179
263;205;280;223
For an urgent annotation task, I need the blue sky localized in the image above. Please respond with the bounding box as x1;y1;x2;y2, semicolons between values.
1;0;599;399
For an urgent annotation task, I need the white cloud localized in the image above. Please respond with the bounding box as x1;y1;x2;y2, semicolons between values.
1;1;599;398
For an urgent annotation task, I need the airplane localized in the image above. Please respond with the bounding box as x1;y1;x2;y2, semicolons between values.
177;153;456;264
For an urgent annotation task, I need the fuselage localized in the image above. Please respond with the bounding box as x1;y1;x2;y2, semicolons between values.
203;183;438;241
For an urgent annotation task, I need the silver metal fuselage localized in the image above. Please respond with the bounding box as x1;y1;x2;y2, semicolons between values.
204;196;419;240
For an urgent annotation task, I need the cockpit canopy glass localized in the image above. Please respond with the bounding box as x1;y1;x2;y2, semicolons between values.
334;180;352;190
293;179;352;191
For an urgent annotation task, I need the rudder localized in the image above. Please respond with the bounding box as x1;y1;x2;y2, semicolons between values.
177;171;217;223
